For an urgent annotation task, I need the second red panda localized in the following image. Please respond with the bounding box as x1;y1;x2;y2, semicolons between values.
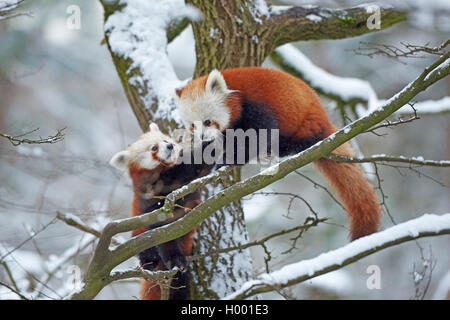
110;123;207;300
174;67;381;240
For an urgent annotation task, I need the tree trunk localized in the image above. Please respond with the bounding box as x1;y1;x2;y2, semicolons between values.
99;0;406;299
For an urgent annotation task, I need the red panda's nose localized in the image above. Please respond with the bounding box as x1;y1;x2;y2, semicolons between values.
167;144;174;150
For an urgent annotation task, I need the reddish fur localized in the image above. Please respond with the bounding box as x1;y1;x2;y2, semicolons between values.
314;140;381;240
179;227;197;256
222;68;331;140
131;194;147;237
128;163;199;300
181;67;381;240
139;228;197;300
129;163;163;237
181;67;332;139
140;265;163;300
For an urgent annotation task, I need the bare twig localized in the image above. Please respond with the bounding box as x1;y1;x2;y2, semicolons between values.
0;128;66;147
410;245;436;300
0;217;57;263
365;104;420;135
251;191;319;219
0;262;20;293
57;212;102;240
372;163;395;224
327;154;450;168
0;281;28;300
294;171;345;210
108;267;179;283
188;216;327;273
352;40;450;63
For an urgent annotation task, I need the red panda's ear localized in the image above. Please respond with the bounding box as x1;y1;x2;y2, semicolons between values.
205;69;228;94
110;150;131;171
149;122;160;132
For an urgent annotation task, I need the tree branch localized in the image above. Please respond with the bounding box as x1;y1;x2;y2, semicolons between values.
69;52;449;300
352;39;450;62
225;213;450;300
0;281;28;300
107;268;179;284
327;155;450;168
99;0;199;131
268;3;407;47
56;211;122;246
0;0;32;21
187;216;328;266
0;128;66;147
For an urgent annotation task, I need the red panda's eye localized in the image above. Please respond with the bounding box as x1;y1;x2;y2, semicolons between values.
151;145;158;151
204;120;211;126
190;123;195;129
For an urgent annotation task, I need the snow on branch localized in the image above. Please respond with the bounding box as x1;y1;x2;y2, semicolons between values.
327;154;450;168
0;127;66;147
225;213;450;300
102;0;200;129
0;0;21;12
0;0;31;21
272;44;378;108
267;3;407;45
56;211;122;246
272;44;450;118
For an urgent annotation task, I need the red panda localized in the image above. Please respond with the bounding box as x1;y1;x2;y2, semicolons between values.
174;67;382;240
110;123;210;300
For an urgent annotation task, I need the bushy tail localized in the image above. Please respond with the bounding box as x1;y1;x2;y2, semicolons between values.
313;142;381;240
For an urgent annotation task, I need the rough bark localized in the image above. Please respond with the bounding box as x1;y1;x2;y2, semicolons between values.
267;4;407;48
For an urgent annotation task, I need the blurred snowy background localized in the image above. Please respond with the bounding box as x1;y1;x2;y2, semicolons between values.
0;0;448;299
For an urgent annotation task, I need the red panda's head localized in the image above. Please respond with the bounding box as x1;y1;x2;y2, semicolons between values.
174;70;235;142
109;123;181;171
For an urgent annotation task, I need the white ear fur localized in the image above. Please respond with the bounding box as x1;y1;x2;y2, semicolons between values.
205;69;228;94
149;122;160;132
109;150;131;171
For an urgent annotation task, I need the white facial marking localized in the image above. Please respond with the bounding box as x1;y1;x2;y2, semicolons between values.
109;125;181;171
176;69;234;141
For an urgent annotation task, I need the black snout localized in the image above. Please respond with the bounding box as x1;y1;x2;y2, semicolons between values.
167;143;174;150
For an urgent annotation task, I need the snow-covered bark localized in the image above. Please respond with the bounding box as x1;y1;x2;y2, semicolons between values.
225;213;450;300
102;0;200;130
273;44;450;118
273;44;378;109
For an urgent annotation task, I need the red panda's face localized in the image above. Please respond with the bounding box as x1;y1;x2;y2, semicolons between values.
110;123;181;171
175;70;233;142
